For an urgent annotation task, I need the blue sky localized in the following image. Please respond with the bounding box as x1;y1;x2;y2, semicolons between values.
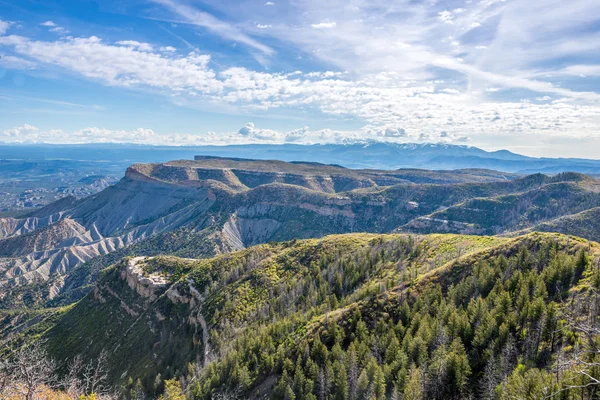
1;0;600;157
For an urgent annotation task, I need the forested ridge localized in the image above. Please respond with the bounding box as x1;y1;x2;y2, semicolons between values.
4;232;599;399
185;233;600;400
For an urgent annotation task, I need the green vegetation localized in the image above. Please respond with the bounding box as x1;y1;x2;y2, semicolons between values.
29;231;600;399
4;159;600;399
185;232;600;399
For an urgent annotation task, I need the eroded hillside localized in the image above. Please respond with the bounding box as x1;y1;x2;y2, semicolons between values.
0;158;598;309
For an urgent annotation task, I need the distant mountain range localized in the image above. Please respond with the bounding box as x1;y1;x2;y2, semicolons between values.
2;142;600;175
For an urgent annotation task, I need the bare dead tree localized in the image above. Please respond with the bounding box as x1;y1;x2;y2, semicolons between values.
63;354;85;397
212;387;240;400
0;359;12;396
82;350;112;395
548;290;600;397
480;356;499;400
7;340;58;400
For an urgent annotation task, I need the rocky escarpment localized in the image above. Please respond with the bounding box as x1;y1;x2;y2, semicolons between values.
0;169;217;303
46;255;207;387
141;158;521;193
121;257;169;300
3;158;599;309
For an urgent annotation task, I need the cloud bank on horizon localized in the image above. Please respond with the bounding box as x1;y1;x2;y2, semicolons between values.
0;0;599;157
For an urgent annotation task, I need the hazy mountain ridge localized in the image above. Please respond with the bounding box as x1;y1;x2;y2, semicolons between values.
1;141;598;215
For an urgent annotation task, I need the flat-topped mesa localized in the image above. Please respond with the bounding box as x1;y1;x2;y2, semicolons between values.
126;157;524;194
125;163;200;186
125;159;373;193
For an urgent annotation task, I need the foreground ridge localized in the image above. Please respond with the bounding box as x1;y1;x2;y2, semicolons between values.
14;231;597;399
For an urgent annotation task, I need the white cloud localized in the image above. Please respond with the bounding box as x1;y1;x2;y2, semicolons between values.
379;127;407;138
1;125;166;145
0;123;466;146
238;122;254;136
225;0;600;104
265;1;275;5
0;35;220;93
256;24;272;29
4;124;39;139
311;22;337;29
0;19;11;35
50;27;69;34
2;32;600;143
2;6;600;151
441;88;460;94
438;11;454;24
117;40;154;52
41;21;69;34
0;54;36;69
553;65;600;77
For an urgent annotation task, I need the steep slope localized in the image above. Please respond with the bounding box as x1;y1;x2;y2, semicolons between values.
520;206;600;241
401;174;600;236
36;232;600;399
1;159;598;308
0;168;219;293
0;218;88;257
0;160;521;305
41;234;507;389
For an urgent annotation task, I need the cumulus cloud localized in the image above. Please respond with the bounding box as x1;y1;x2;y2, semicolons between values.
40;21;69;34
237;122;284;141
238;122;255;136
117;40;154;52
159;46;177;52
379;127;407;138
4;124;39;139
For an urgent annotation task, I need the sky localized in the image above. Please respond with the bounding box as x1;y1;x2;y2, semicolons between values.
1;0;600;157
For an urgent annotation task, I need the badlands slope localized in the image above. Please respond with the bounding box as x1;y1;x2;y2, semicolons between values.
1;157;597;307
